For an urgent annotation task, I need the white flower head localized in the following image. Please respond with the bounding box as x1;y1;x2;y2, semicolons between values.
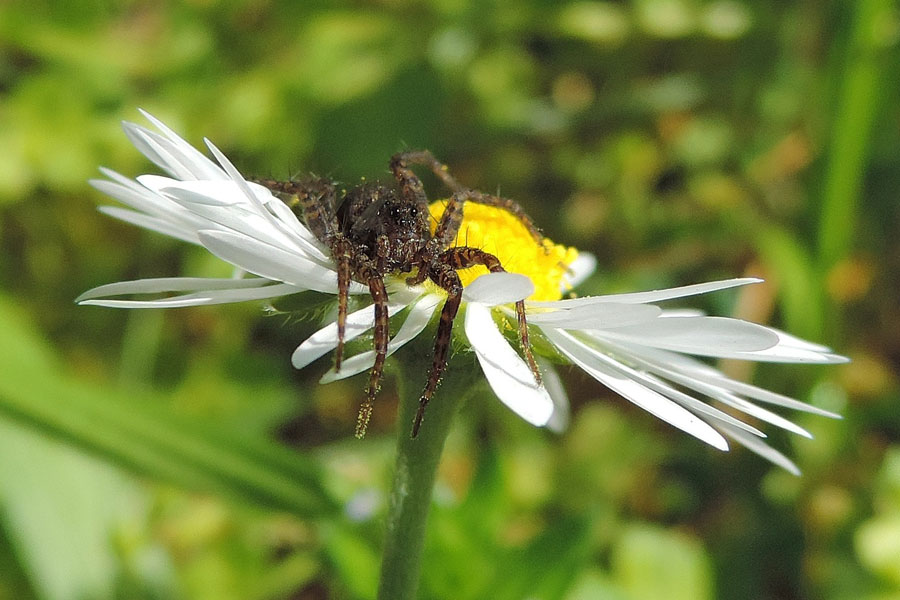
80;112;847;474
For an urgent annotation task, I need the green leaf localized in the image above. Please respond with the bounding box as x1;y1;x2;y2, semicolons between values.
0;418;143;600
818;0;895;267
0;296;338;520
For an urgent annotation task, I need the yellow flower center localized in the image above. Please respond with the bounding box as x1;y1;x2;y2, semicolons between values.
427;200;579;302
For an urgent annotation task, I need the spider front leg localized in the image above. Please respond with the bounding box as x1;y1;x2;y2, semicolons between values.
354;263;390;439
433;189;544;250
390;150;463;194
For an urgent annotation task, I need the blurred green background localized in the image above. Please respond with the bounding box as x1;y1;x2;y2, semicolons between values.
1;1;899;598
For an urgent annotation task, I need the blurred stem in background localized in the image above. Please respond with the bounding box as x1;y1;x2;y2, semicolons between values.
819;0;892;270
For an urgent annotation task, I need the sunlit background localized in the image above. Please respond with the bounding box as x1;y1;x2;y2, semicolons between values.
1;1;899;599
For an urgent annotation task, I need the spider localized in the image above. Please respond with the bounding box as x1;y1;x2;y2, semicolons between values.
254;151;544;438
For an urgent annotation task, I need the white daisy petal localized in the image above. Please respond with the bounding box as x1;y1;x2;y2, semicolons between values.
157;180;245;206
320;294;442;382
91;175;209;232
91;176;185;218
136;109;228;181
529;277;761;307
465;303;553;427
78;283;300;308
561;252;596;290
660;309;706;317
706;390;813;438
572;328;772;437
538;359;570;433
262;193;331;259
719;330;850;363
525;302;662;329
197;229;361;295
77;276;277;301
604;339;842;419
768;329;834;353
718;423;801;476
698;374;842;418
143;132;220;180
462;272;534;305
543;328;729;450
291;299;415;369
98;206;199;244
608;340;726;378
156;182;299;246
204;140;274;218
203;139;327;263
599;316;780;355
590;351;767;438
123;123;199;182
160;189;329;265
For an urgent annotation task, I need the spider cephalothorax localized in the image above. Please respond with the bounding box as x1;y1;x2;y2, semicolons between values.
255;151;544;438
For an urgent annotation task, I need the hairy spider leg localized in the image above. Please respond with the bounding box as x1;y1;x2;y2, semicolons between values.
252;177;338;240
412;261;463;438
434;189;543;248
390;150;464;194
254;177;356;371
388;154;435;239
431;191;544;386
412;247;541;437
388;152;543;247
355;262;390;438
331;236;352;372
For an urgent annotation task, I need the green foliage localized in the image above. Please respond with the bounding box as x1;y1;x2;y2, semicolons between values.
1;0;898;598
611;524;714;600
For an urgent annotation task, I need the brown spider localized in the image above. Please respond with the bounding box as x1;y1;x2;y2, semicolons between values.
255;151;544;438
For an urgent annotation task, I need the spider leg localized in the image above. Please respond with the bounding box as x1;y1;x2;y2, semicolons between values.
389;153;432;239
331;235;352;372
412;247;543;437
390;150;463;194
352;263;389;438
441;246;542;388
413;263;463;437
252;176;338;240
375;234;391;273
434;189;544;250
256;177;365;377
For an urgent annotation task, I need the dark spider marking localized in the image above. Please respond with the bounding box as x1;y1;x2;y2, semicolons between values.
253;151;544;438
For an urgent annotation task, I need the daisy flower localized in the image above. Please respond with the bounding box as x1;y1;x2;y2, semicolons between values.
79;112;846;474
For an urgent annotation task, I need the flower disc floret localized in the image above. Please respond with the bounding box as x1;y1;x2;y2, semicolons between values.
428;201;579;301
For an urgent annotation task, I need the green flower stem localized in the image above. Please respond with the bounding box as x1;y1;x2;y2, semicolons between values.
377;356;469;600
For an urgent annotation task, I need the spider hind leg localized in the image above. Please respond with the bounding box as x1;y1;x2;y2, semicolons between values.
413;263;463;437
412;247;542;437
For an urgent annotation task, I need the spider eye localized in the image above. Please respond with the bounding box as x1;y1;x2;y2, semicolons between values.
388;204;404;221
